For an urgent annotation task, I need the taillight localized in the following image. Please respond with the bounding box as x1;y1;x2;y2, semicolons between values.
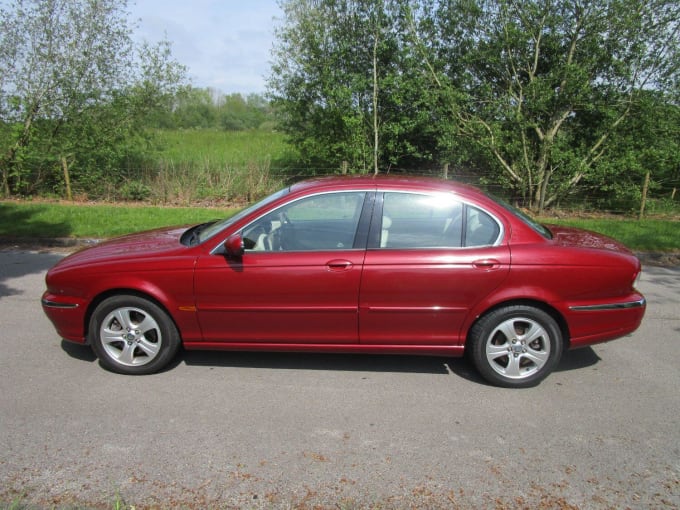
633;269;642;288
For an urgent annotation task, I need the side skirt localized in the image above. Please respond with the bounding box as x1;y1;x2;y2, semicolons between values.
182;342;466;357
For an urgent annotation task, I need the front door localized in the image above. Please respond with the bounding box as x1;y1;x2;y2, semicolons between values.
194;191;371;344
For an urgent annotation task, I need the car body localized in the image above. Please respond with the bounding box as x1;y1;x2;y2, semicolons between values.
42;176;646;387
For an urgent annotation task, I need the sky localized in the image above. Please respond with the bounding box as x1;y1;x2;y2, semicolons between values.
128;0;282;95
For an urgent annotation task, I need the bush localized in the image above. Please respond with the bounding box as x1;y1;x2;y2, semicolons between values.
119;180;151;201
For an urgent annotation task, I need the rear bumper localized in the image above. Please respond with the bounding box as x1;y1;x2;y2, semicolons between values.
565;294;646;348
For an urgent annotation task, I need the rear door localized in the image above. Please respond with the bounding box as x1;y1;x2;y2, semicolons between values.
359;191;510;345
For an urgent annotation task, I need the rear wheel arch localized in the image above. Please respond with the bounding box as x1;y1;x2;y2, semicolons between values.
464;300;571;388
465;299;570;351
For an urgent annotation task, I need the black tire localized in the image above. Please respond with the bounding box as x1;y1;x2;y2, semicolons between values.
89;295;180;375
468;305;563;388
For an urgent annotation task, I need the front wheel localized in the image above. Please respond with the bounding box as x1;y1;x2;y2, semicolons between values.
468;305;563;388
89;295;180;375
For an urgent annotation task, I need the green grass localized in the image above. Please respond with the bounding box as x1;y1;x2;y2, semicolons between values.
151;128;295;167
542;217;680;251
1;201;678;251
0;202;238;239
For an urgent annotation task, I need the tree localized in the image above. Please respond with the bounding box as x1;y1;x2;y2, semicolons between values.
270;0;679;210
0;0;186;197
269;0;440;174
579;91;680;211
412;0;680;210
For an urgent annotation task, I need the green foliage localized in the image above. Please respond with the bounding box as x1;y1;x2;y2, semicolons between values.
270;0;442;173
152;87;275;131
119;180;151;201
0;0;186;198
421;0;679;211
581;92;680;211
270;0;680;210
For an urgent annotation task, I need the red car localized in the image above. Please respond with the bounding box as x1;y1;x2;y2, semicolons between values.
42;176;646;387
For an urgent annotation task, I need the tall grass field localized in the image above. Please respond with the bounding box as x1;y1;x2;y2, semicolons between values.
135;129;298;204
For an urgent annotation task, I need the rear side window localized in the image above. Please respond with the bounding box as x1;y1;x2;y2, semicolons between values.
464;205;501;247
379;192;500;249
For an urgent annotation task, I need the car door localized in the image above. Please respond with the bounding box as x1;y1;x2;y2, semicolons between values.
359;191;510;345
194;191;373;344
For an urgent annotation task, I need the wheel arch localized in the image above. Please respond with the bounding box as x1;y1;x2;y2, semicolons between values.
464;299;570;353
84;288;180;345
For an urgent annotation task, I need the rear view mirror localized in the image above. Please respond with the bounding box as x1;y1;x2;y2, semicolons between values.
224;234;244;258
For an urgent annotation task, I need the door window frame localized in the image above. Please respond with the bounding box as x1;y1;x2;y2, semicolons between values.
367;191;504;250
238;190;376;253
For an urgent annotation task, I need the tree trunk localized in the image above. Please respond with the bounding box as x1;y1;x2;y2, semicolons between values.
62;157;73;201
1;167;9;197
372;30;379;176
639;171;650;220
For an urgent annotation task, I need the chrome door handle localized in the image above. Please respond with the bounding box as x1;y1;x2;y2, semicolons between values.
473;259;500;270
327;260;353;271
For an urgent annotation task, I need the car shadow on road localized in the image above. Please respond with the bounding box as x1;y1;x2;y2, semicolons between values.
59;340;602;383
556;346;601;373
61;340;97;362
180;345;601;380
181;350;453;375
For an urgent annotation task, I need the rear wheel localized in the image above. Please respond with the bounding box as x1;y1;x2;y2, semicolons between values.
89;295;180;375
469;305;563;388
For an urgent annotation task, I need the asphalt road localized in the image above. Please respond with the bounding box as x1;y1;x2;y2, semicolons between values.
1;249;678;509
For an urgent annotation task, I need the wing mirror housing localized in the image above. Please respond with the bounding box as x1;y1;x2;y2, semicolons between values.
224;233;244;258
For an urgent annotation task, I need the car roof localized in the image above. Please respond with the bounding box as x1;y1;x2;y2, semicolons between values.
289;175;487;198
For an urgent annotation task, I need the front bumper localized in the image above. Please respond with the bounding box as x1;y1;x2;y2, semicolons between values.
41;292;88;343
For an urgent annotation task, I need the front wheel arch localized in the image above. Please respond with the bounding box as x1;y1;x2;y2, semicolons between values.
86;292;182;375
84;289;179;345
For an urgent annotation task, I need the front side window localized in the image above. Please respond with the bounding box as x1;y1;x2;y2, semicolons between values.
243;192;367;252
379;192;501;249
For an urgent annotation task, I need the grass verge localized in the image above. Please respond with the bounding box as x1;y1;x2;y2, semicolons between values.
1;201;678;252
543;217;680;251
0;202;237;239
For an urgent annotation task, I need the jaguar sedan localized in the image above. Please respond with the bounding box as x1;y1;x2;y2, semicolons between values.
42;176;646;387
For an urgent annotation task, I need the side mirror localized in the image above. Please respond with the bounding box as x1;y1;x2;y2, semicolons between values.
224;233;244;258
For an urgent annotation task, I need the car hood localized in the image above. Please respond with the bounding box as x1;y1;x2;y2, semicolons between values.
547;225;634;255
54;226;190;269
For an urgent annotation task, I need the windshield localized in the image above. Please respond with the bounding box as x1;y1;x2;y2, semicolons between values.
491;195;553;239
196;187;290;244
